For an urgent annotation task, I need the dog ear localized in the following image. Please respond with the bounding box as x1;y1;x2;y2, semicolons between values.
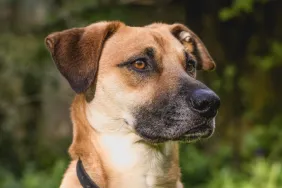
45;21;123;93
170;24;215;71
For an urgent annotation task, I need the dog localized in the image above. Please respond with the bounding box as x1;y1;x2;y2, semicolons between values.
45;21;220;188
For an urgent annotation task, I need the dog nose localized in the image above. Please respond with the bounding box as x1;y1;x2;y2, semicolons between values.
189;89;220;118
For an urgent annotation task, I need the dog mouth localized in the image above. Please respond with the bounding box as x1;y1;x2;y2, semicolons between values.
173;120;215;142
134;117;215;143
133;98;216;143
183;125;213;141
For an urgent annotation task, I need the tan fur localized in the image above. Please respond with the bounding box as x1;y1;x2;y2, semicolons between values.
45;21;216;188
60;95;181;188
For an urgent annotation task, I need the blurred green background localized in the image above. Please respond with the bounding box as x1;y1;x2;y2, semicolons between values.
0;0;282;187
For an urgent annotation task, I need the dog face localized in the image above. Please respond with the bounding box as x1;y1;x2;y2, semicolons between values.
45;21;220;143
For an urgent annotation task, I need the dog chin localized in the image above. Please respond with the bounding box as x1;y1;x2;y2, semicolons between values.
134;118;215;144
177;120;215;142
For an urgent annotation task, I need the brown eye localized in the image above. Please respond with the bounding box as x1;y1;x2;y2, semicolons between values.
133;60;147;70
184;52;196;73
186;59;196;73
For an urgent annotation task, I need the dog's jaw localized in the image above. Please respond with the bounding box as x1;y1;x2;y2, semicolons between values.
85;98;135;134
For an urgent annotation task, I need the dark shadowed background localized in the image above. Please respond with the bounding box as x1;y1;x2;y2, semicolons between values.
0;0;282;187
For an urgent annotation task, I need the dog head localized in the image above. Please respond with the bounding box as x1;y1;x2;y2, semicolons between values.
45;21;220;143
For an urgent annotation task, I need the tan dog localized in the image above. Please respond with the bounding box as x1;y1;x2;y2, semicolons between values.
45;21;220;188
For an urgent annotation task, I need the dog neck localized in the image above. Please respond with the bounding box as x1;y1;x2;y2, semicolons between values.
67;95;181;188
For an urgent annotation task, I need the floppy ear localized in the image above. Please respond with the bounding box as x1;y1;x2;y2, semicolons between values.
170;24;215;71
45;21;123;93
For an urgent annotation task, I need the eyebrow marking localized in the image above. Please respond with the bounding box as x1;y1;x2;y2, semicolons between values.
145;47;155;58
117;47;156;67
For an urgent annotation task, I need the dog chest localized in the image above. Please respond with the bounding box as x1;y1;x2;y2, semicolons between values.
97;134;178;187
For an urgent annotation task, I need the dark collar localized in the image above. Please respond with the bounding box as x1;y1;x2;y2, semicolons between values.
76;158;100;188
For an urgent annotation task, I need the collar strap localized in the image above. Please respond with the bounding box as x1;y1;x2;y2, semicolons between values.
76;158;100;188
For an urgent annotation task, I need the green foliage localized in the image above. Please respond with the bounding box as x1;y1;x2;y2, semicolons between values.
0;160;67;188
180;118;282;187
219;0;268;21
250;42;282;71
208;159;282;188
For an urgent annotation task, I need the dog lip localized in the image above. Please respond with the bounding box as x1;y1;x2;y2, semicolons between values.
185;124;210;135
183;120;214;139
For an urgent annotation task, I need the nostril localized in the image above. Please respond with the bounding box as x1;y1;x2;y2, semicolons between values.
190;89;220;118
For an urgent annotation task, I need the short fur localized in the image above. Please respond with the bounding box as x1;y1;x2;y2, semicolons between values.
45;21;219;188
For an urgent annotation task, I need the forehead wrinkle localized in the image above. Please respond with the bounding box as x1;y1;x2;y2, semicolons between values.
150;31;166;53
148;29;188;72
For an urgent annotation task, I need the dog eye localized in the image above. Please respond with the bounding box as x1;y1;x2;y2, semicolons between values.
186;59;196;73
184;52;196;74
130;59;151;72
133;60;146;70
